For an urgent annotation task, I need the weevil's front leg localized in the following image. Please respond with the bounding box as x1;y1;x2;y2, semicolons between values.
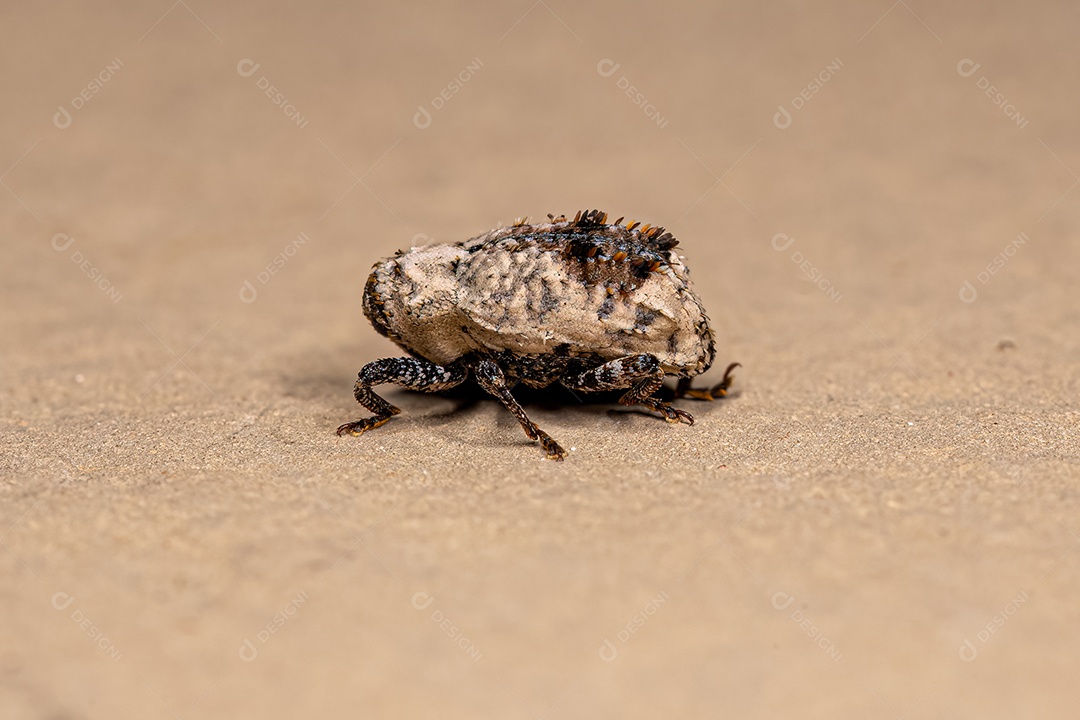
336;357;467;437
472;359;566;460
674;362;740;401
562;353;693;425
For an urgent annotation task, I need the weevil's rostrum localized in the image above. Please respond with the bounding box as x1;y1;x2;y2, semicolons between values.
338;209;739;460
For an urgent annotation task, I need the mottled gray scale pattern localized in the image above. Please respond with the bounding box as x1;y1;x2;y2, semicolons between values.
597;295;615;320
363;215;717;379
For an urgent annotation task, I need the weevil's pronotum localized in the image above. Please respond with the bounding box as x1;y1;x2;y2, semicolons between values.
337;210;739;460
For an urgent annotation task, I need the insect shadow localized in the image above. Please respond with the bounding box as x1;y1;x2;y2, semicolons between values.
409;380;737;427
277;344;366;404
282;370;345;403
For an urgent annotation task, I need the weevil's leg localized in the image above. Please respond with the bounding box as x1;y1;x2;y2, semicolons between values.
674;362;740;401
336;357;467;437
473;359;566;461
562;353;694;425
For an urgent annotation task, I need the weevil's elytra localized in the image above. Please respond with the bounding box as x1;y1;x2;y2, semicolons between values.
337;210;739;460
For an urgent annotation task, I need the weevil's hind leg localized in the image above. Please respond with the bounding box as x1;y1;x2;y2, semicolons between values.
674;362;740;401
473;359;566;460
562;353;694;425
336;357;467;437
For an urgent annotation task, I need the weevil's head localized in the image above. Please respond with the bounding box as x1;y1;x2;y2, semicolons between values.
362;243;472;364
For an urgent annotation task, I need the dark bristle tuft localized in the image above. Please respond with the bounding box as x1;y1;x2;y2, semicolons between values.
651;232;679;250
572;209;609;227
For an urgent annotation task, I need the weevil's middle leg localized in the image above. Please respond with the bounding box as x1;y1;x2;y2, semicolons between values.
473;359;566;460
675;362;740;401
336;357;467;437
562;353;694;425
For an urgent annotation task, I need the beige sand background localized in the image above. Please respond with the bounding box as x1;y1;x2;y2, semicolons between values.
2;1;1079;717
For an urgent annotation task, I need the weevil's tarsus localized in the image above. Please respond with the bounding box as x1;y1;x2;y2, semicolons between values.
674;362;741;402
336;414;393;437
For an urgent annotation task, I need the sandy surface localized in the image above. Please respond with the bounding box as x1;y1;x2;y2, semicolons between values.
3;1;1079;717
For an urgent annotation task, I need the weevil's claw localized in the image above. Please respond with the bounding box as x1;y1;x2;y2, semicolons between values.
659;405;695;424
537;431;566;460
675;362;740;401
710;362;741;398
673;407;695;425
633;397;696;425
336;416;391;437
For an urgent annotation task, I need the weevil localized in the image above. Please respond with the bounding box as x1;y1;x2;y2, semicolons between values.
337;209;739;460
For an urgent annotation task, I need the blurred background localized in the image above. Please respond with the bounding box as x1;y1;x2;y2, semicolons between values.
2;1;1079;718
